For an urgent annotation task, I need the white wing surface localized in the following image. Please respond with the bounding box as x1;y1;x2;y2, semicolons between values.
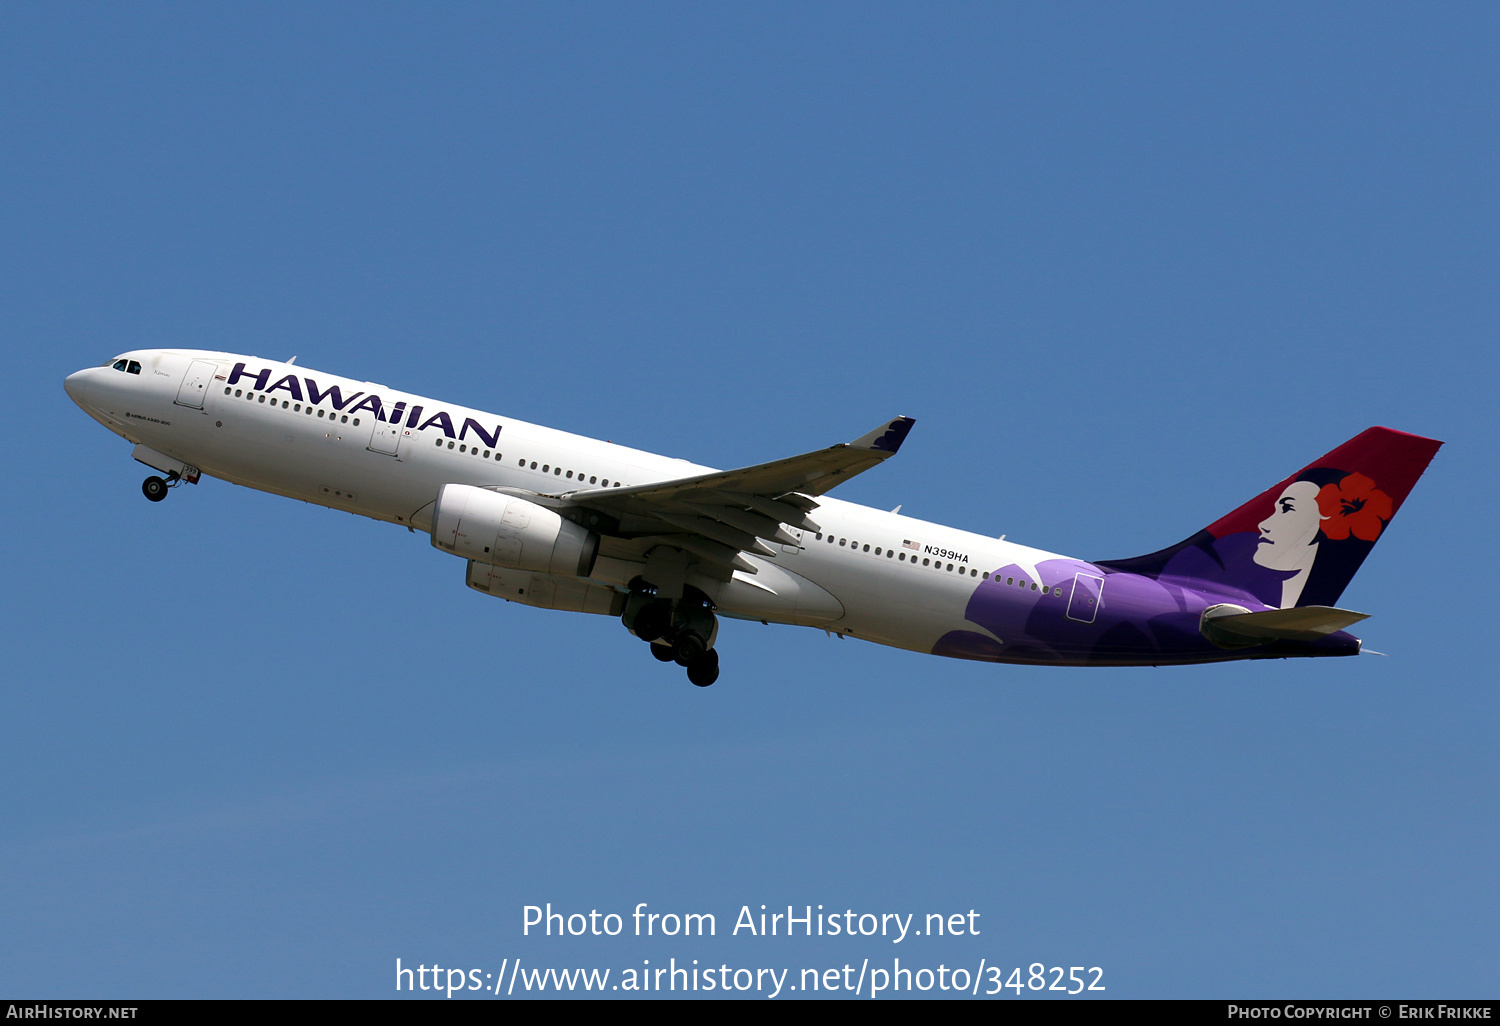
547;416;914;576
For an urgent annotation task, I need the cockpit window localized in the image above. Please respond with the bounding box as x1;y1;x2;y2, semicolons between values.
127;360;141;375
112;360;128;371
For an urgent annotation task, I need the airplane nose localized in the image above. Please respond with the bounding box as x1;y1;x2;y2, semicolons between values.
65;368;96;409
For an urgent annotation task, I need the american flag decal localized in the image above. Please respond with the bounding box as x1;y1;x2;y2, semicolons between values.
902;539;920;551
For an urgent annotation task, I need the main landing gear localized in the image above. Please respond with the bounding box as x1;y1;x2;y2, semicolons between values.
623;582;721;687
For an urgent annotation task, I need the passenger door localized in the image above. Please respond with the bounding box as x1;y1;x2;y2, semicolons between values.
174;360;218;409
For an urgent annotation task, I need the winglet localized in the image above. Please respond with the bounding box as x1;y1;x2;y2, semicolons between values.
852;416;915;455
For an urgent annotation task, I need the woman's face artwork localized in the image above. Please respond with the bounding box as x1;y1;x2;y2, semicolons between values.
1254;481;1326;572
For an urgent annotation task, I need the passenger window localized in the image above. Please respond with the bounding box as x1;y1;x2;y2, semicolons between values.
318;409;325;418
874;547;881;555
459;444;467;453
601;479;609;486
983;572;989;580
223;387;231;395
554;467;561;475
435;439;442;447
484;450;491;458
589;476;597;484
258;395;265;403
1030;582;1038;591
448;441;455;449
1007;577;1013;585
922;558;930;566
887;550;894;558
862;544;870;552
839;539;846;546
294;404;301;412
898;553;905;560
234;389;242;397
530;462;537;469
341;415;348;423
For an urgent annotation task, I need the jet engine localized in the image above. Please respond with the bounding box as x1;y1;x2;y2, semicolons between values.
431;484;599;578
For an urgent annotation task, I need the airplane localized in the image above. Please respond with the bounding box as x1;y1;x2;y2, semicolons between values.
65;349;1442;686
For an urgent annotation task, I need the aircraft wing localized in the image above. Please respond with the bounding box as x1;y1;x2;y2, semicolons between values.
550;416;914;575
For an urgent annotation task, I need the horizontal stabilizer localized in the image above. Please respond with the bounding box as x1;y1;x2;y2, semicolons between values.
1200;603;1369;649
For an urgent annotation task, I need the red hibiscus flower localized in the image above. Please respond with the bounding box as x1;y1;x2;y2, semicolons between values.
1316;472;1392;541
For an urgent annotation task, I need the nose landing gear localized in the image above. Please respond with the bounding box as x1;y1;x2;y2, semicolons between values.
623;582;722;687
141;465;194;502
141;475;171;502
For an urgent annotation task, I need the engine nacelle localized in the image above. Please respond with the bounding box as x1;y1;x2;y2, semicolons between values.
467;562;625;616
431;484;599;578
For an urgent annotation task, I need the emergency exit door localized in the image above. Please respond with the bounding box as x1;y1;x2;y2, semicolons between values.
1066;572;1105;624
367;420;406;457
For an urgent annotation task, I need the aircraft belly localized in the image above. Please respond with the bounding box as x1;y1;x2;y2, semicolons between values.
779;548;971;649
845;579;977;652
710;558;844;627
189;410;418;519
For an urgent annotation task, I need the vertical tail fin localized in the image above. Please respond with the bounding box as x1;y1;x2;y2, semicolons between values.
1100;427;1442;609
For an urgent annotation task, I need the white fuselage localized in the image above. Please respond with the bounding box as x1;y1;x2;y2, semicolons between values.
65;348;1090;661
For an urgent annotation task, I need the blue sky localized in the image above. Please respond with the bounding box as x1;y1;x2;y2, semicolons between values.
3;3;1497;998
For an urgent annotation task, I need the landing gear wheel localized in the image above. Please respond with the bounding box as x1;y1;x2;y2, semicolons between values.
686;649;719;687
632;601;672;643
649;643;676;662
673;631;706;667
142;476;169;502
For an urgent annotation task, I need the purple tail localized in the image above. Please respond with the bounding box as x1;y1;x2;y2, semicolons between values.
1099;427;1443;609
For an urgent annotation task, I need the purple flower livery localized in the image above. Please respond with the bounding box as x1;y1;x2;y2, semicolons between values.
935;427;1442;666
